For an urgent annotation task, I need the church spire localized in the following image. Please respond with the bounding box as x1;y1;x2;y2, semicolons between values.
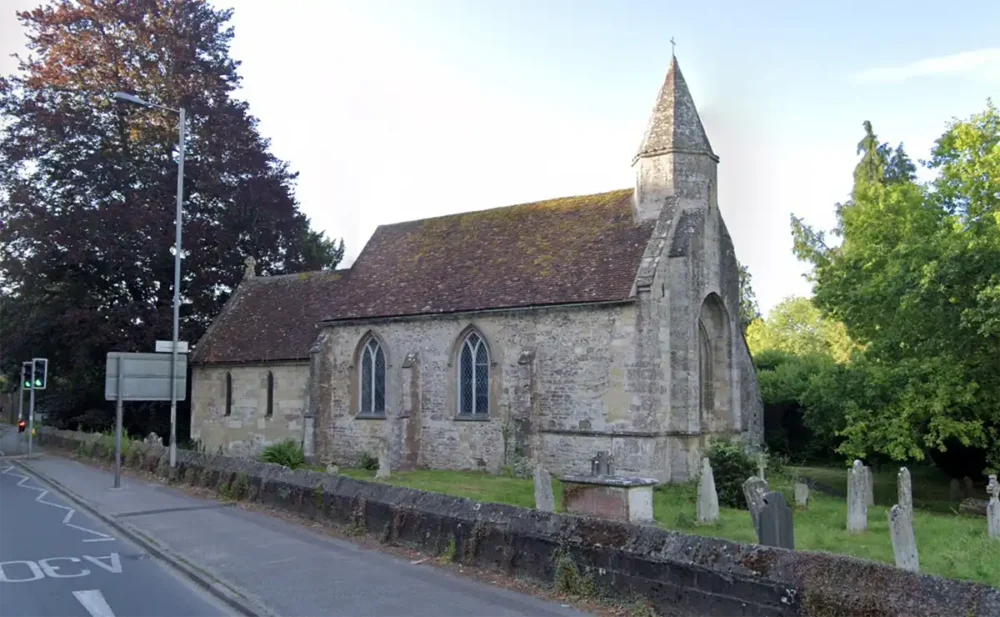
633;56;715;163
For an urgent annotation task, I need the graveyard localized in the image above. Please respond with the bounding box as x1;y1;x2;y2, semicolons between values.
339;463;1000;587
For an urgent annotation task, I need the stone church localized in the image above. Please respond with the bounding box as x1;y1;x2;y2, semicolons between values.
190;57;763;482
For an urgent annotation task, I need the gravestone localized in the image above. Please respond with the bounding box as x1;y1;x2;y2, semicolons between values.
533;466;555;512
756;491;794;550
696;457;719;524
375;448;391;479
863;465;874;507
591;451;614;477
898;467;912;512
963;476;975;498
988;474;999;539
325;462;339;475
794;481;809;508
847;460;868;533
757;453;767;482
742;476;769;529
949;478;962;501
888;504;919;572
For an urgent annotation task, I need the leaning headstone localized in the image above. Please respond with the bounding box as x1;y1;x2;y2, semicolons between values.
888;504;919;572
375;449;391;479
533;466;555;512
697;458;720;524
949;478;962;501
756;491;794;549
988;475;1000;539
847;460;868;533
863;464;874;506
963;476;975;498
794;481;809;508
897;467;912;513
743;476;769;529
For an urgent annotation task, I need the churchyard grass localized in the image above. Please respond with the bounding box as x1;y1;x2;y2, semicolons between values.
792;464;957;513
340;468;565;511
339;467;999;587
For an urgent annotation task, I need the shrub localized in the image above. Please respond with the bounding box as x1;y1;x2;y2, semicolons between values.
258;439;305;469
705;438;757;509
357;451;378;470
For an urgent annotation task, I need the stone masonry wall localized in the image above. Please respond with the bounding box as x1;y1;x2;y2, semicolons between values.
313;303;681;479
191;362;309;455
35;426;1000;617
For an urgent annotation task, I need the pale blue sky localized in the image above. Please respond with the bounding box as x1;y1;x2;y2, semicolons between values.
2;1;998;313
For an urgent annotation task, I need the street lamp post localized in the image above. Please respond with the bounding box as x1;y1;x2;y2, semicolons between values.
113;92;185;468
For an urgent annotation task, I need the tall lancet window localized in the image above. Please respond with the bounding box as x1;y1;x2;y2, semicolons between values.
699;321;713;418
359;337;386;416
458;331;489;416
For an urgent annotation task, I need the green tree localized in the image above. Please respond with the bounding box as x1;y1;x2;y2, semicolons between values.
790;107;1000;472
746;296;857;363
737;262;760;335
0;0;343;429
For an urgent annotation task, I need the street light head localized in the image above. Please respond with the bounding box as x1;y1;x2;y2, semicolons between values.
113;91;150;107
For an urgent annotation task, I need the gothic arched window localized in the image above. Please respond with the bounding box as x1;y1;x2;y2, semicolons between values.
698;322;713;416
458;331;489;416
359;336;386;416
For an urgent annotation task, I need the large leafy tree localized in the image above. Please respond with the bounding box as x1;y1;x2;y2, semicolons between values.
0;0;342;428
747;297;856;460
790;104;1000;472
746;296;857;363
737;262;760;335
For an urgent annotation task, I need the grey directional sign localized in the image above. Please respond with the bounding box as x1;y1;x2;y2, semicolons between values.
105;352;187;401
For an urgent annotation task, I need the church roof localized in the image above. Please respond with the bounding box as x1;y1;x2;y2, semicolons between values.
191;188;654;364
634;57;715;161
190;270;347;364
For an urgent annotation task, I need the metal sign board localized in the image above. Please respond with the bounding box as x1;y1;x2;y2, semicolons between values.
105;352;187;401
155;340;189;353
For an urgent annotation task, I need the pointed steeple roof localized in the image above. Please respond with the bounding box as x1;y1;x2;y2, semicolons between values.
634;57;716;162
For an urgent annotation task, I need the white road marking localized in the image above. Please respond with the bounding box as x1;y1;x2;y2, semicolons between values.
0;466;115;543
73;589;117;617
0;554;122;582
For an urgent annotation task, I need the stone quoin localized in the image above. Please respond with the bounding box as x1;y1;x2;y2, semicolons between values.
188;57;763;482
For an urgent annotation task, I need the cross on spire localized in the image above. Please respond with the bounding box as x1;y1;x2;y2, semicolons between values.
670;37;676;57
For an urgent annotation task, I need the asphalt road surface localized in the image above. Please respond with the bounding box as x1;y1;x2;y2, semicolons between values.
0;461;233;617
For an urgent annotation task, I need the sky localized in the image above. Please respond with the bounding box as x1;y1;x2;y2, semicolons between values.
2;0;999;314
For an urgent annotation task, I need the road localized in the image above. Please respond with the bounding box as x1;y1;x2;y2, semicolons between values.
0;457;233;617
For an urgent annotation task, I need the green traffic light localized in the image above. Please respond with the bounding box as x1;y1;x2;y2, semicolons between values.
24;380;31;388
34;379;42;387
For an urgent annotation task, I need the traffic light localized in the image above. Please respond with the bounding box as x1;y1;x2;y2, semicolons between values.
32;358;48;390
17;420;26;433
21;362;31;390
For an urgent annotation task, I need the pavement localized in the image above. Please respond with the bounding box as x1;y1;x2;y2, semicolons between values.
0;435;232;616
0;427;590;617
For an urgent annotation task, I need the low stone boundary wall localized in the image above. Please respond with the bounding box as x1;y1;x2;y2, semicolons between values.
35;427;999;617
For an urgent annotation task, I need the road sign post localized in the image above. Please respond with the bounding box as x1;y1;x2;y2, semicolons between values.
105;352;187;489
113;354;124;489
